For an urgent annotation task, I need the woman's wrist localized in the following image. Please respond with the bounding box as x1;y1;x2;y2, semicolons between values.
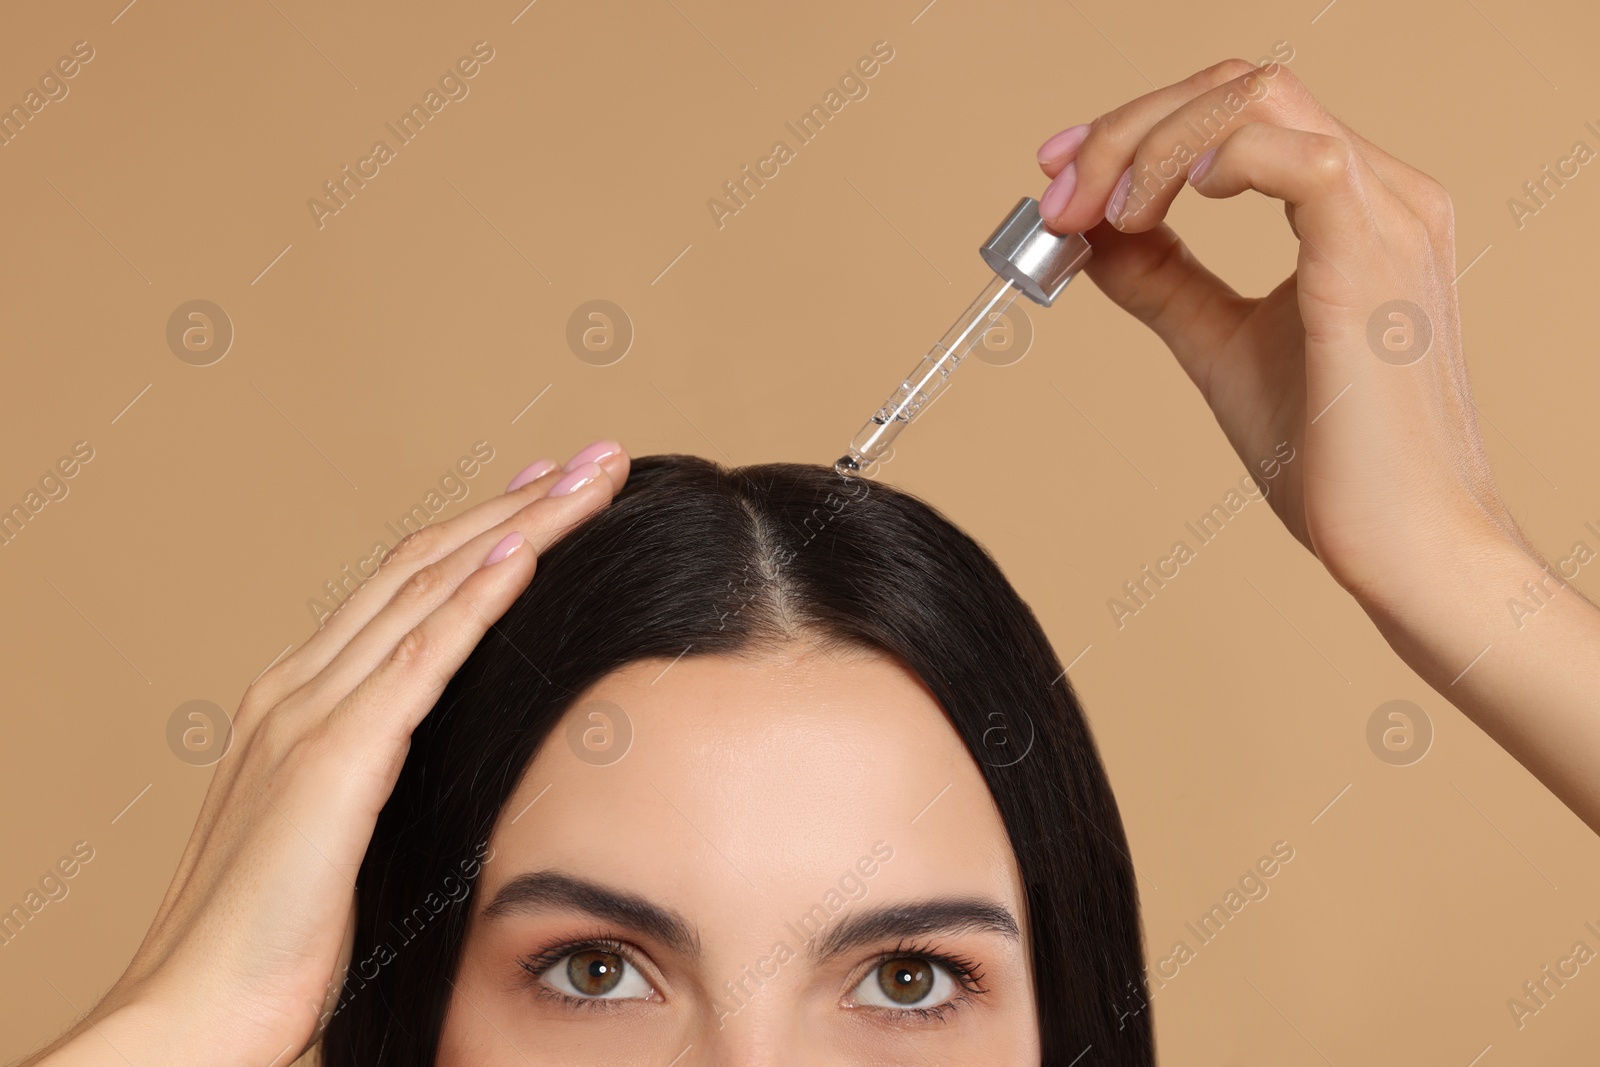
1352;522;1600;832
1349;519;1525;634
1353;521;1589;664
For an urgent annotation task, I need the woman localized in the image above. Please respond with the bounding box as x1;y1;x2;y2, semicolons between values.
23;59;1600;1066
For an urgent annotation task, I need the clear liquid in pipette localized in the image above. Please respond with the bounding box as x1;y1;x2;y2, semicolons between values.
835;275;1018;477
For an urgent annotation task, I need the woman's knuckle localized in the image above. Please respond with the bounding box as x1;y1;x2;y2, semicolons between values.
1414;177;1455;231
232;693;267;736
397;561;450;606
1270;64;1306;94
236;678;271;717
1088;109;1132;148
298;719;339;761
1401;211;1434;253
267;717;334;777
385;526;441;569
1306;135;1353;186
1203;58;1257;85
252;703;304;763
390;626;432;670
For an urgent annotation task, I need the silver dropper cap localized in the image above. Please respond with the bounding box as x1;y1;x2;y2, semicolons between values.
978;196;1093;307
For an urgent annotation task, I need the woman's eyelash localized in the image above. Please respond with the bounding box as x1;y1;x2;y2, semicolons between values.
517;934;633;982
877;938;990;995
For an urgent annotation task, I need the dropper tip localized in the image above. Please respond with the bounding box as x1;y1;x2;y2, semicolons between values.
833;455;861;477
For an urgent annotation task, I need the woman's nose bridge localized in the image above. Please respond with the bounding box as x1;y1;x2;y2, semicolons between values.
689;997;818;1067
693;1036;812;1067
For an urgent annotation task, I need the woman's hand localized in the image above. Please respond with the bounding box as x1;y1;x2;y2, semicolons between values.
1034;59;1600;833
1037;56;1504;601
26;440;630;1067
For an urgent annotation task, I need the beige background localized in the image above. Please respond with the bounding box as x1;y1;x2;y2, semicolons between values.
3;0;1598;1062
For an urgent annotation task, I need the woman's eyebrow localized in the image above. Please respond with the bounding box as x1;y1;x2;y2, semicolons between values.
481;870;699;957
811;899;1020;961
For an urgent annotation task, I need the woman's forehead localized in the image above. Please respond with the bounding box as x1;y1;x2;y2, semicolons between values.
481;647;1025;919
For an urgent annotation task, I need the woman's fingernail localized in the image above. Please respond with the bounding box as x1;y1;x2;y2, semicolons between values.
1105;167;1134;227
549;461;602;497
563;438;621;472
1037;123;1091;166
1188;148;1218;186
1039;162;1078;220
482;531;525;567
504;458;557;493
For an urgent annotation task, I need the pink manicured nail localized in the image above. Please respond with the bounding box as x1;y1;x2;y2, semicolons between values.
1037;123;1091;165
1040;162;1078;220
1188;148;1218;186
483;531;525;566
563;438;621;472
548;461;602;497
505;458;557;493
1105;167;1133;227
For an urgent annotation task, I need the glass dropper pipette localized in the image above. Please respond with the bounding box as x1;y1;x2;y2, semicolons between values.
834;197;1093;477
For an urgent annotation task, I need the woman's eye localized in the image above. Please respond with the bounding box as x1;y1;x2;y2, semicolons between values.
540;948;656;1000
850;956;956;1010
